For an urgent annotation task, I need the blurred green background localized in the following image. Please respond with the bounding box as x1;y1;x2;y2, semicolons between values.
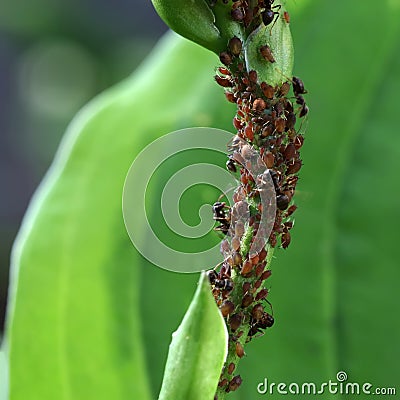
0;0;166;333
2;1;400;400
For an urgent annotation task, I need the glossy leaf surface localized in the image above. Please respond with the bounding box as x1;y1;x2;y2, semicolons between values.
158;273;228;400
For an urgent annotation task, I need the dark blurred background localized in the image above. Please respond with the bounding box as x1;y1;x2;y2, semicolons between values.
0;0;167;335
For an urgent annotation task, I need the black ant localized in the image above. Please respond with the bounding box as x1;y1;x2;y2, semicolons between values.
207;269;234;292
226;156;237;173
247;299;275;340
292;76;309;118
261;0;281;27
213;201;231;235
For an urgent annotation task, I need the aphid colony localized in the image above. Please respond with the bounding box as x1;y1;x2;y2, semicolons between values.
208;0;308;396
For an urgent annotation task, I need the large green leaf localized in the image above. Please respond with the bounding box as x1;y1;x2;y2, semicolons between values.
0;348;7;400
5;33;234;400
158;272;228;400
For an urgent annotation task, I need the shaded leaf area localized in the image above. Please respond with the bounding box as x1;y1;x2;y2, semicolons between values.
143;1;400;399
158;273;228;400
5;33;234;400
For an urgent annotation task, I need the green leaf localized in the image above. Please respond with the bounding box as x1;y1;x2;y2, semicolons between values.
0;348;7;400
151;0;224;53
158;272;228;400
4;33;234;400
245;4;294;86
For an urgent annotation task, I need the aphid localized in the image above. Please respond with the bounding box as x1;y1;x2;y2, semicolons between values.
253;98;267;112
283;10;290;23
215;75;233;88
241;293;254;308
231;7;245;22
260;45;275;63
219;51;232;66
235;342;245;358
229;313;243;331
229;37;243;56
228;363;236;374
228;375;243;392
220;300;235;317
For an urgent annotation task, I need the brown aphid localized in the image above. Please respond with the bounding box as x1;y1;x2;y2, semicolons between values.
253;98;267;112
232;252;243;266
255;263;264;277
284;143;296;160
235;342;245;358
286;112;296;130
229;313;243;331
219;378;229;387
260;45;275;63
283;10;290;23
275;118;286;133
261;124;274;138
285;204;297;217
254;279;262;290
261;82;275;99
278;81;291;96
261;270;272;281
294;135;304;149
228;375;243;392
258;247;268;262
232;236;241;252
228;363;236;375
225;91;236;103
234;118;244;131
215;75;233;88
241;259;253;276
243;7;253;26
287;159;302;174
252;303;264;320
249;70;258;83
220;300;235;317
281;231;291;248
256;288;269;301
250;254;259;265
242;281;251;295
219;51;232;66
229;37;242;56
241;293;254;308
244;124;254;141
235;220;245;237
231;7;245;22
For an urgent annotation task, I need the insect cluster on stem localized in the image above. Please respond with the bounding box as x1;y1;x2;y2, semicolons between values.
209;0;308;397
